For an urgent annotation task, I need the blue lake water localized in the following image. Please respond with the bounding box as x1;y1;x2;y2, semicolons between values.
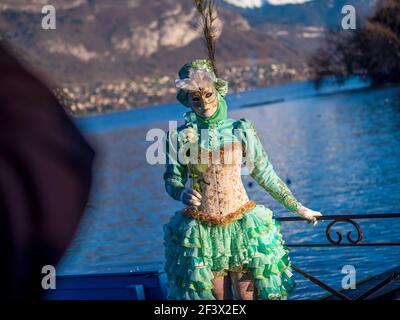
58;80;400;299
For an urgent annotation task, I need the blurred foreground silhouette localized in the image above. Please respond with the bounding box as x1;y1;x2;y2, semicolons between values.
0;43;94;300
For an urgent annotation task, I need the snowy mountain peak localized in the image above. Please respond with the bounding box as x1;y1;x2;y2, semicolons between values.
222;0;313;9
222;0;263;9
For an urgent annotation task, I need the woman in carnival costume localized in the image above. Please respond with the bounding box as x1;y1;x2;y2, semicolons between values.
162;0;322;300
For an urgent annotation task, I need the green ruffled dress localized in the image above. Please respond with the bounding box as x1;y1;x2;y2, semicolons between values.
164;204;295;300
163;91;302;300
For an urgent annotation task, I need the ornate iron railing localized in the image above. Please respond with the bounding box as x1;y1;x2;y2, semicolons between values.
276;213;400;300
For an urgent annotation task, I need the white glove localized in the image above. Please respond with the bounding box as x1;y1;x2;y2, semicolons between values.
180;188;202;207
297;206;322;226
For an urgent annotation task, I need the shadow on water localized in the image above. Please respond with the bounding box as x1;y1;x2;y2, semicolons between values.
59;84;400;299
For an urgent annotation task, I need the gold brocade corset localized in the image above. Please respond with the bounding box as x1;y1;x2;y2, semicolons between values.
188;143;249;218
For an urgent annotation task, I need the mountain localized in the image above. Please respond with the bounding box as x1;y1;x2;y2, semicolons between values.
0;0;303;84
221;0;377;27
0;0;377;85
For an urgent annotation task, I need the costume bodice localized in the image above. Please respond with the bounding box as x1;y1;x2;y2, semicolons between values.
164;117;303;215
189;143;249;217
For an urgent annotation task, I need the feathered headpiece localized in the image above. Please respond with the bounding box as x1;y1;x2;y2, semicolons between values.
175;68;215;92
175;1;227;107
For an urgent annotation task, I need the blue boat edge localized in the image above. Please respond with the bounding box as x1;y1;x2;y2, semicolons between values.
44;265;169;300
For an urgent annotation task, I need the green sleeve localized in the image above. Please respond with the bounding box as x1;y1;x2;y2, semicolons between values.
163;129;188;201
239;118;302;213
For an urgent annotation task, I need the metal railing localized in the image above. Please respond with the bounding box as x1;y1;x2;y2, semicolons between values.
276;213;400;300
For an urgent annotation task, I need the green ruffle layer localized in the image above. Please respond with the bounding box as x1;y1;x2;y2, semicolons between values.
163;204;295;300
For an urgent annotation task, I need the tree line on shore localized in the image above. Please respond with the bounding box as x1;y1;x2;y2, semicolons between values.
309;0;400;87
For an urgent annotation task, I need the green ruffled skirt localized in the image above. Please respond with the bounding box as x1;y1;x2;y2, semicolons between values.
163;204;295;300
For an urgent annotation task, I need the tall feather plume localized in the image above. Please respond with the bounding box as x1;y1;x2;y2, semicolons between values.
194;0;219;77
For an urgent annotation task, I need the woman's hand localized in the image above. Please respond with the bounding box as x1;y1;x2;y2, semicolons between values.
297;206;322;225
180;188;202;207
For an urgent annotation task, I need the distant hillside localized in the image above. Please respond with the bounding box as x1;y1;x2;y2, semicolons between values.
0;0;376;86
0;0;300;84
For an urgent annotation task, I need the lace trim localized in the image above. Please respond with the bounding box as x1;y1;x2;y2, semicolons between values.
212;265;253;278
183;200;256;225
